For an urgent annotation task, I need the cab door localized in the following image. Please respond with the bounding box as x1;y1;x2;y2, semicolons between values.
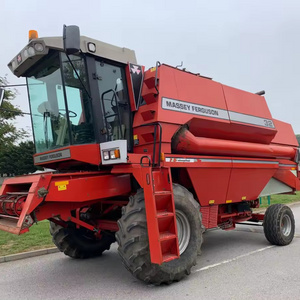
95;61;132;150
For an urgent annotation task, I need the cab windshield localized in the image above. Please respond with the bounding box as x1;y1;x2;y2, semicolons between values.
27;52;95;153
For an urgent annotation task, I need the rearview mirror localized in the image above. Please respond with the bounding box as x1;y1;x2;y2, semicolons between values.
63;25;80;55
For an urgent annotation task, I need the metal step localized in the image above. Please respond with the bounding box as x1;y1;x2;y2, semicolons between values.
162;254;179;263
159;232;176;241
157;211;174;218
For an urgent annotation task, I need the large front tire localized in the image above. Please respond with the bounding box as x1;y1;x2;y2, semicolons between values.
116;184;203;285
50;222;115;259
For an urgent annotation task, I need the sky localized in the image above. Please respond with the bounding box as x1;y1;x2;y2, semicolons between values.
1;0;300;137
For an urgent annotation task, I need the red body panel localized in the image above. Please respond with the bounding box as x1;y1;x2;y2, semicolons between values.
226;166;276;202
271;119;299;147
187;166;231;205
163;154;298;207
222;85;272;119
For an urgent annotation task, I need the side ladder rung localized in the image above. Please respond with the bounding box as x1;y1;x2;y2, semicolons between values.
162;254;179;263
157;211;174;218
154;191;172;196
159;232;176;241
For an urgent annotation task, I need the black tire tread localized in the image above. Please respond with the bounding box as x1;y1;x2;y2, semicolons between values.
50;221;115;259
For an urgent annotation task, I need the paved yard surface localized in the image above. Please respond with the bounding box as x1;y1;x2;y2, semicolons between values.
0;204;299;300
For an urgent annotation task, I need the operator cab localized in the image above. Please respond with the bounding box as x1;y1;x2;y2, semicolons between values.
8;27;139;168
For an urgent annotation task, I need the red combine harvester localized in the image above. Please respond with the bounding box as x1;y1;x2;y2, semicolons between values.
1;26;299;284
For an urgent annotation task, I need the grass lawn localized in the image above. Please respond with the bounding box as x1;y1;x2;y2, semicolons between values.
0;192;300;257
259;191;300;208
0;220;53;257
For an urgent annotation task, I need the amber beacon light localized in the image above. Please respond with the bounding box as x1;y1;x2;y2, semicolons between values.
28;30;38;41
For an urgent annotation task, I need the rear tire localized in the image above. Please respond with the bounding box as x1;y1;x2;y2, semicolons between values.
263;204;295;246
50;221;115;259
116;184;203;285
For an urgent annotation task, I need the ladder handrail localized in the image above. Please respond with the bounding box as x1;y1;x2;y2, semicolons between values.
154;61;161;95
139;122;162;167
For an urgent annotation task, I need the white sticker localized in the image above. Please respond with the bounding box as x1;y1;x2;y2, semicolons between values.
165;157;197;163
176;158;196;163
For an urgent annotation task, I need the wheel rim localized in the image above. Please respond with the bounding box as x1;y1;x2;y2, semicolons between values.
281;214;292;236
176;210;191;255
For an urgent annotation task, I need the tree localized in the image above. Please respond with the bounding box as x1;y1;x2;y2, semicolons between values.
0;76;27;149
0;76;36;176
296;134;300;146
0;141;36;176
16;141;37;175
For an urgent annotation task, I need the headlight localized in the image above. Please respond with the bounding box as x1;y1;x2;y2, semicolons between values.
103;150;110;160
110;150;116;159
11;60;17;70
34;43;44;52
28;46;35;56
87;42;96;53
100;140;127;165
23;49;29;58
102;148;120;160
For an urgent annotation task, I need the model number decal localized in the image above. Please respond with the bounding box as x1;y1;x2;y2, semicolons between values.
263;119;274;128
228;111;275;129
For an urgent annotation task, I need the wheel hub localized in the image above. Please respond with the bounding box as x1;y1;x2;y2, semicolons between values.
176;210;191;255
281;214;292;236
